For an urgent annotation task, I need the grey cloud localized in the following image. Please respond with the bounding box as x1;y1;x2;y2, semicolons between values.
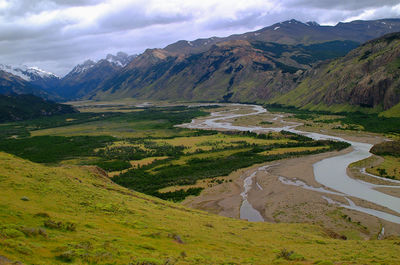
0;0;104;24
286;0;400;11
96;6;192;32
1;0;400;76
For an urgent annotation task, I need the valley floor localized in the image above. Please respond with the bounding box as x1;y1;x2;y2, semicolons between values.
181;104;400;240
1;100;399;264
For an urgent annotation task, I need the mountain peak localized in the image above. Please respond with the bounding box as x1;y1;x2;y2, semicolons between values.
0;64;59;81
69;60;96;75
282;19;303;25
306;21;320;27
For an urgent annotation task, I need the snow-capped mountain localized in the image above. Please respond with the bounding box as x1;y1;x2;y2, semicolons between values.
105;52;136;67
69;60;97;75
67;52;136;76
55;52;136;100
0;64;59;82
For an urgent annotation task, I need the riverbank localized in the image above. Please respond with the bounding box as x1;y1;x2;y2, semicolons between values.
181;104;400;239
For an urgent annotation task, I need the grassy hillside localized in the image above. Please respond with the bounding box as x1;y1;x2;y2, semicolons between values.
0;151;399;264
270;32;400;116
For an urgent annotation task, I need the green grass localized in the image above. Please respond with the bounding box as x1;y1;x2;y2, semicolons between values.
368;156;400;180
113;131;349;201
0;136;114;163
266;104;400;134
0;106;210;140
0;152;399;264
0;104;352;202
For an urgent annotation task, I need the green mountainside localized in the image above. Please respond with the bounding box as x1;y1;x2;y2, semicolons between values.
270;32;400;116
0;94;77;123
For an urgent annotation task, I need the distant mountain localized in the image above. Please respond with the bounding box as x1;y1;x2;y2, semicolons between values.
0;70;50;99
270;32;400;115
88;18;400;103
0;64;59;82
56;52;136;100
105;52;136;67
90;40;359;102
0;94;77;123
164;19;400;54
0;64;60;93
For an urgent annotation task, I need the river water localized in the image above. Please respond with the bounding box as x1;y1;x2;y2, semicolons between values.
181;104;400;224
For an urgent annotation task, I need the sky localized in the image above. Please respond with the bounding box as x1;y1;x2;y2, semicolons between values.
1;0;400;76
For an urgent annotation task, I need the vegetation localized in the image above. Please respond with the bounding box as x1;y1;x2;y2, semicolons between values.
0;152;398;264
266;104;400;134
370;141;400;157
368;156;400;180
0;106;210;140
270;33;400;117
0;104;351;202
0;94;77;123
113;131;349;201
0;101;397;263
0;135;114;163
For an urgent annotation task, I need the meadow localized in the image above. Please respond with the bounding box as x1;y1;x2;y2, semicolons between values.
0;104;350;201
265;103;400;134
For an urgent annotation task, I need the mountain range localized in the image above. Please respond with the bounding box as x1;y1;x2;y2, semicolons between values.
0;52;136;100
1;18;400;116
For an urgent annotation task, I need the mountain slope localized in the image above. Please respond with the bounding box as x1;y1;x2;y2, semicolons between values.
271;32;400;114
0;70;50;98
91;40;359;102
164;18;400;54
88;18;400;103
0;64;60;93
57;60;121;99
57;52;136;100
0;94;77;123
0;151;398;264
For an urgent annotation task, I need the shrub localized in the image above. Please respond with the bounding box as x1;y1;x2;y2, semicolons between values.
276;249;305;261
34;212;50;218
19;227;47;238
1;228;25;238
56;251;76;263
44;219;76;232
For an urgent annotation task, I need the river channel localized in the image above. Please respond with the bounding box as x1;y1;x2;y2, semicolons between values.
181;104;400;224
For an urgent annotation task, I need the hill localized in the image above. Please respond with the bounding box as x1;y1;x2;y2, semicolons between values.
0;94;77;123
0;151;398;264
270;32;400;115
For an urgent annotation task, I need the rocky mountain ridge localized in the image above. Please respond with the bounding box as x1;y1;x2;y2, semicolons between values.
270;32;400;114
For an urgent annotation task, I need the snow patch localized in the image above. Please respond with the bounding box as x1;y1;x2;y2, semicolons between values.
274;26;280;31
0;64;58;81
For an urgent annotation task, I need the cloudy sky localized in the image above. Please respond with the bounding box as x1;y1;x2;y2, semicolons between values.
1;0;400;76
